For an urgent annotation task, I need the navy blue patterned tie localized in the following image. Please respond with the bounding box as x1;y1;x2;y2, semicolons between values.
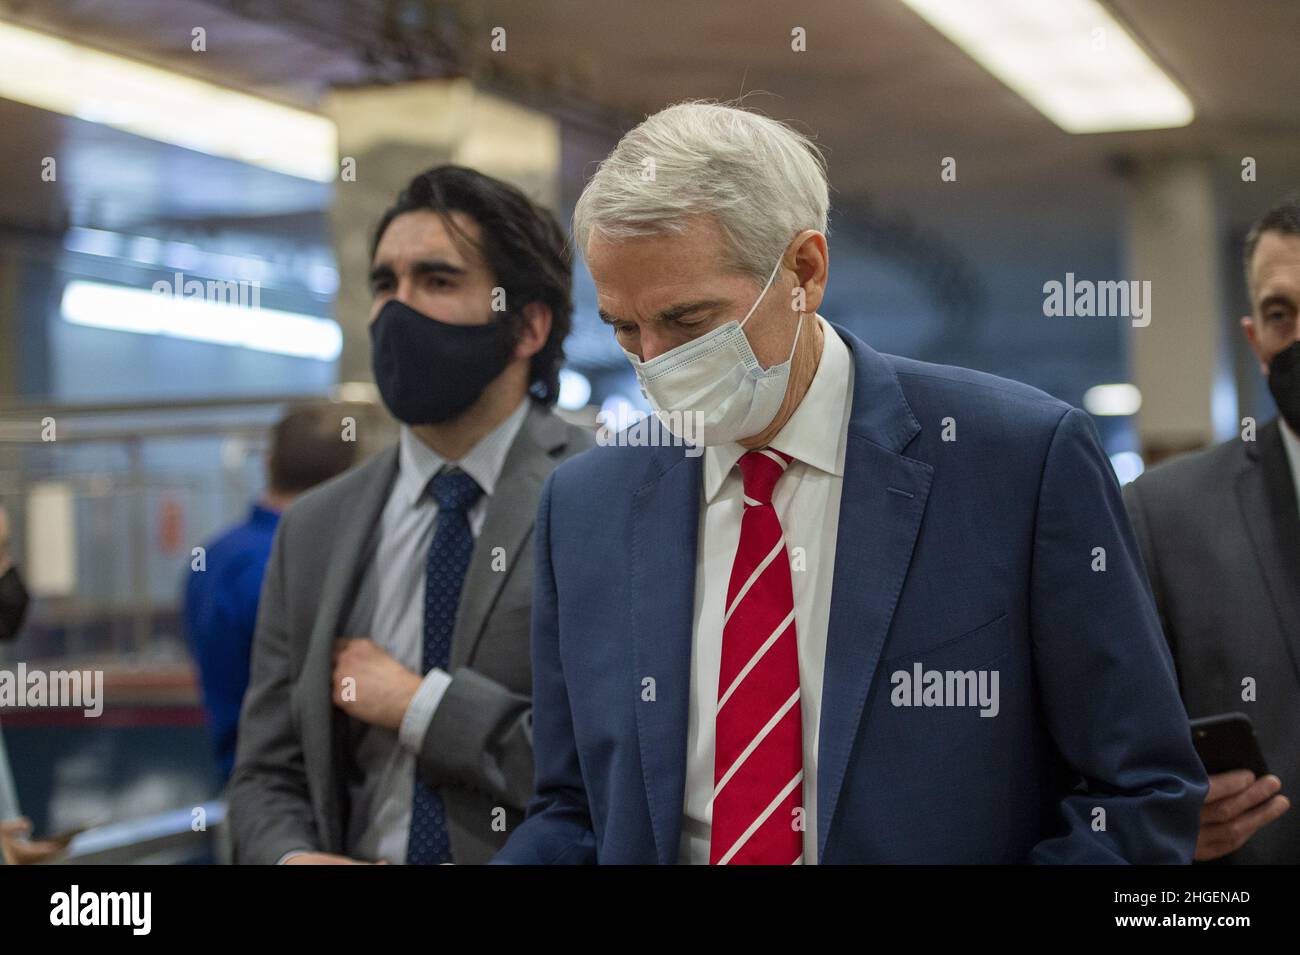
406;467;483;865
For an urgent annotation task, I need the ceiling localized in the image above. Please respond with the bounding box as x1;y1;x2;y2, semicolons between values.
1;0;1297;245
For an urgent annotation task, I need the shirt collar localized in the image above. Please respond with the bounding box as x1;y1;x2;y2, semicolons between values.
703;314;854;503
394;397;531;509
1279;416;1300;511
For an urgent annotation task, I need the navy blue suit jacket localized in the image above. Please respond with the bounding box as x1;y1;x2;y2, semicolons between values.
495;325;1207;863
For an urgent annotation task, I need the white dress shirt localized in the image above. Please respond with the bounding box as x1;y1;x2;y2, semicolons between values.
1279;417;1300;518
337;397;529;863
679;315;855;864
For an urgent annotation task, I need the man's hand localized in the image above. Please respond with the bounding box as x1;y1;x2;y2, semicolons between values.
283;852;388;865
331;637;421;730
1195;770;1290;860
0;818;70;865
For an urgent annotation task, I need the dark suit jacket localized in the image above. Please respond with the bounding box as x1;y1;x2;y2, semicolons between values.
494;324;1207;864
1124;417;1300;863
228;401;593;864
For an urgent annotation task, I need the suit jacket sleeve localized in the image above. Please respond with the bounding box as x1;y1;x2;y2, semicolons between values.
1121;478;1180;663
227;513;322;863
491;472;598;863
1027;408;1207;863
413;664;534;811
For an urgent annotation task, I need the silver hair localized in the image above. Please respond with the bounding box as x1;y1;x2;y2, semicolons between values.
573;99;830;283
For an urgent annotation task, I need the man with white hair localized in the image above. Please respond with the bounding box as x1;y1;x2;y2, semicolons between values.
494;100;1207;864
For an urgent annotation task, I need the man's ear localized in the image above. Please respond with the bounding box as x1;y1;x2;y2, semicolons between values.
515;302;552;361
1240;315;1270;375
789;229;828;317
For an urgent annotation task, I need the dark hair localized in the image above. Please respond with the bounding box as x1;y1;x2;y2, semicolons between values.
1243;195;1300;290
370;165;573;406
268;404;358;495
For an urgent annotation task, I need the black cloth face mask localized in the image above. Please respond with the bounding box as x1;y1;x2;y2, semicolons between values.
370;299;517;426
1268;340;1300;434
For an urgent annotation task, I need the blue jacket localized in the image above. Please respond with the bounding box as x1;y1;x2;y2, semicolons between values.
184;503;279;783
494;325;1207;864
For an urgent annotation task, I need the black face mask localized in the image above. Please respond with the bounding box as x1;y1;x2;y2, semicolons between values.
1268;340;1300;434
370;299;517;426
0;564;29;642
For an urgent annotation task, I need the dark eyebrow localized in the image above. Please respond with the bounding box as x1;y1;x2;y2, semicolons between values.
1257;292;1297;313
369;259;468;285
598;298;731;326
411;259;468;279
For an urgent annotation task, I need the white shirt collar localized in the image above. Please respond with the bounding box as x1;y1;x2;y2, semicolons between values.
1279;416;1300;514
394;397;530;509
703;314;853;503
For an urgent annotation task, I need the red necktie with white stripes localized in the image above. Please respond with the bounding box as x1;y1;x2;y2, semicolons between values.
709;447;804;865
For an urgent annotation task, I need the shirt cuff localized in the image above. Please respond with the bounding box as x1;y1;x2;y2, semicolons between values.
276;850;311;864
398;667;453;752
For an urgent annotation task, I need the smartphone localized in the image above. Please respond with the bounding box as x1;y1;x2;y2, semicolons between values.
1189;712;1269;777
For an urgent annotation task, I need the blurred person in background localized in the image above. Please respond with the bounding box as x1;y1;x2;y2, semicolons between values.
0;505;27;645
1124;197;1300;863
228;165;592;865
0;503;66;865
183;404;358;786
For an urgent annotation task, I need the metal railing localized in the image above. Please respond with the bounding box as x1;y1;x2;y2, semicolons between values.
0;393;393;664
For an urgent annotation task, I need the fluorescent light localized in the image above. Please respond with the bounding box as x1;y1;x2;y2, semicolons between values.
898;0;1194;133
60;280;342;361
0;21;336;180
557;369;592;410
1084;383;1142;416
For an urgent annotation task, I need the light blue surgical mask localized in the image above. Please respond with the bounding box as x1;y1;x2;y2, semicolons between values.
621;253;803;446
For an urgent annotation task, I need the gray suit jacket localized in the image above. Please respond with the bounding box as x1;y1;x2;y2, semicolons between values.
1123;418;1300;863
228;401;594;864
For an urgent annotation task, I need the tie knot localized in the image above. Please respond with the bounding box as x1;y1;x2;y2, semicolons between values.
427;469;483;512
737;448;793;506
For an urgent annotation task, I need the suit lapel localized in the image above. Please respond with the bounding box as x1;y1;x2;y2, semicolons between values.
817;325;933;862
630;445;702;864
623;324;929;864
1237;419;1300;687
302;447;397;849
450;405;566;669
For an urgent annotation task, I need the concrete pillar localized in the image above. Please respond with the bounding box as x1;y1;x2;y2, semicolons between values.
1125;158;1231;461
322;78;562;388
